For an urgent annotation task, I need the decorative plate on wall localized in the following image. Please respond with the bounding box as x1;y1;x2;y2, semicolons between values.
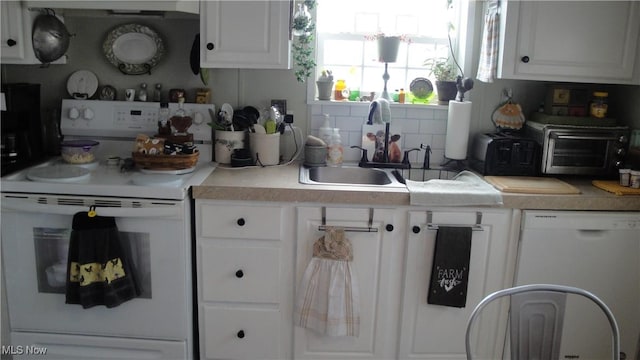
103;24;165;75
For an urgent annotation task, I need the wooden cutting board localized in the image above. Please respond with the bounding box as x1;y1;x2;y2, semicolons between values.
484;176;581;194
592;180;640;196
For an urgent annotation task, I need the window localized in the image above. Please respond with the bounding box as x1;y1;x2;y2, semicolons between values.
314;0;458;99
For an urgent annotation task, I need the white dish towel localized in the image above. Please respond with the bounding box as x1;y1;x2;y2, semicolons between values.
405;170;503;206
294;227;360;337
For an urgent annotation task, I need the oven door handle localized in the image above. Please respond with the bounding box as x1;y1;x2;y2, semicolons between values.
550;133;619;141
1;198;182;218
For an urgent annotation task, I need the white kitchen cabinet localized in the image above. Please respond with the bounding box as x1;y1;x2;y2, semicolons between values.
195;200;294;360
1;1;27;62
1;2;67;65
294;206;406;360
398;208;519;360
199;0;291;69
24;0;199;14
498;1;640;84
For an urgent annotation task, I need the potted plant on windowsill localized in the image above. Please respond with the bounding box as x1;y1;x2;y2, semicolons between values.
424;57;458;105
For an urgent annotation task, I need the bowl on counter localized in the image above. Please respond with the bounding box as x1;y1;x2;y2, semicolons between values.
60;140;99;164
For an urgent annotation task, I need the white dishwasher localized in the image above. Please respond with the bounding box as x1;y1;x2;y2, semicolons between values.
515;210;640;360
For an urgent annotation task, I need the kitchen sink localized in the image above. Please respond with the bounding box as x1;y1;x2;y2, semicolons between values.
299;165;406;188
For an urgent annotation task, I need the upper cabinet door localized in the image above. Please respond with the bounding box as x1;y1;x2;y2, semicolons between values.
1;1;28;62
498;1;640;84
24;0;199;14
200;1;291;69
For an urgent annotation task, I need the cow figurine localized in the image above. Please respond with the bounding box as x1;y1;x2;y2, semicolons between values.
366;130;402;163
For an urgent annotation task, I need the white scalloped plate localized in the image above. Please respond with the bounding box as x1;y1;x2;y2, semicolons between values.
103;24;165;74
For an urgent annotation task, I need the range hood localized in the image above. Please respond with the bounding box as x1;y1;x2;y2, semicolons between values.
24;1;199;15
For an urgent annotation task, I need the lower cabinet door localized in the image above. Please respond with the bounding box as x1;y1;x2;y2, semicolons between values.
202;306;281;360
398;209;517;360
293;207;405;360
10;331;187;359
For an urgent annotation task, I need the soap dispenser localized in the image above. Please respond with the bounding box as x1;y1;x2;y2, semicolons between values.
327;128;343;167
318;114;332;146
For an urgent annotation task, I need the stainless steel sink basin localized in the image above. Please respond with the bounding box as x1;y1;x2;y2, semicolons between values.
299;165;406;187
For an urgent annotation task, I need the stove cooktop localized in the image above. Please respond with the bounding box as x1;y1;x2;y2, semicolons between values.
1;158;216;200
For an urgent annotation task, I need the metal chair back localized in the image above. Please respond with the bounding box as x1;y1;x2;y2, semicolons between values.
465;284;620;360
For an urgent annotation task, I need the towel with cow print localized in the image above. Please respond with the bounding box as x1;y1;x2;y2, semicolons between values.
65;212;140;308
427;226;472;308
361;123;403;163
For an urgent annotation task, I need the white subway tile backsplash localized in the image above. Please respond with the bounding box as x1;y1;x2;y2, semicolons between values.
321;104;351;116
396;118;420;133
336;116;364;131
434;109;448;121
406;107;434;120
349;103;371;117
311;104;323;115
419;119;447;135
308;103;449;167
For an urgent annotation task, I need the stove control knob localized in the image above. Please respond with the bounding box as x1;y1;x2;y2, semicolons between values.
69;107;80;120
83;108;95;120
193;111;204;125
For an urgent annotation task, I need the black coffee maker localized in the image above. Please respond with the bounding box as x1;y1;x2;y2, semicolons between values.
1;83;45;175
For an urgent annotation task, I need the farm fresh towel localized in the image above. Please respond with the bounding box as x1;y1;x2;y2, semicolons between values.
427;226;473;308
66;212;140;308
405;171;503;206
294;227;360;337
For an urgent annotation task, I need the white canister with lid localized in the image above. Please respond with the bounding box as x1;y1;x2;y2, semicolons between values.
619;168;631;186
630;170;640;189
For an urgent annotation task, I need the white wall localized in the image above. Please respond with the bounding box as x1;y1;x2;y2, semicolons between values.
1;8;638;163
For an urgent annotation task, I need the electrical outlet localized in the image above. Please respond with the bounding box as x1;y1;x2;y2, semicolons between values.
270;99;286;116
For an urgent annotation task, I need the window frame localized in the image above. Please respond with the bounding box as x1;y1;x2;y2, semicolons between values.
304;0;476;105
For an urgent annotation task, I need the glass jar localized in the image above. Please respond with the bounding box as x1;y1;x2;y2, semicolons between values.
334;80;347;101
590;91;608;118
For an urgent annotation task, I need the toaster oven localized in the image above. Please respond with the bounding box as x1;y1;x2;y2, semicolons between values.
524;120;629;176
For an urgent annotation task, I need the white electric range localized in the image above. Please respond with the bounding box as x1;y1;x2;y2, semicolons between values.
1;99;215;359
2;99;215;199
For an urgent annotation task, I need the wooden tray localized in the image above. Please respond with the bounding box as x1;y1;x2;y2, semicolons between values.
484;176;581;194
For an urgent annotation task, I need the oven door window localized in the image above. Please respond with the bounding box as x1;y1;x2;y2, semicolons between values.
33;227;151;298
549;137;607;168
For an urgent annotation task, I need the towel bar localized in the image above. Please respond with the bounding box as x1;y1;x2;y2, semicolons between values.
425;210;484;231
318;207;379;233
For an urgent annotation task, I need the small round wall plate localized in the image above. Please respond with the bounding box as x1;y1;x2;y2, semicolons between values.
99;85;117;100
67;70;99;99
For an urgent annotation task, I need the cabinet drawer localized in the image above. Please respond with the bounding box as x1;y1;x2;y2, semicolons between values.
202;306;281;360
199;204;281;240
200;245;280;303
